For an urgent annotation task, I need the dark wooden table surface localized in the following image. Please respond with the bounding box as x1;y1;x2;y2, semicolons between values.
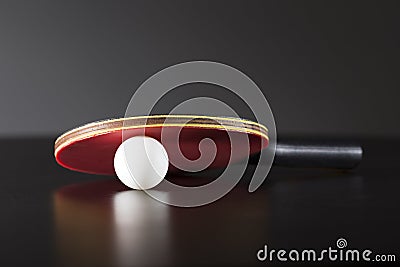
1;137;399;266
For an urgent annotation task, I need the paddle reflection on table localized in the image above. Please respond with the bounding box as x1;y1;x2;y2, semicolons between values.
53;180;171;267
52;174;270;267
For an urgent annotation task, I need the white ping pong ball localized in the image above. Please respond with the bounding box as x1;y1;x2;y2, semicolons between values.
114;136;169;190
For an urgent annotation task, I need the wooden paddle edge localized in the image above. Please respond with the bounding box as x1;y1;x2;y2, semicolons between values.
54;115;269;156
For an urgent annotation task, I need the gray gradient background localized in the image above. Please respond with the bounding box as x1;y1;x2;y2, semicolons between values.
0;0;398;137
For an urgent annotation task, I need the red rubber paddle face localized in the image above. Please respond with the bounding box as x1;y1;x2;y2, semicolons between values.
55;126;268;175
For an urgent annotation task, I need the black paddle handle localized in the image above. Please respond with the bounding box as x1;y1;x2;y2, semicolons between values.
273;141;363;169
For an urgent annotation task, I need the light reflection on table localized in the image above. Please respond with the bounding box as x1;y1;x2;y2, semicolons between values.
54;179;173;267
52;170;369;267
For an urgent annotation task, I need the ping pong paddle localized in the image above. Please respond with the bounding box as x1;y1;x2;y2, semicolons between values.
54;115;362;175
